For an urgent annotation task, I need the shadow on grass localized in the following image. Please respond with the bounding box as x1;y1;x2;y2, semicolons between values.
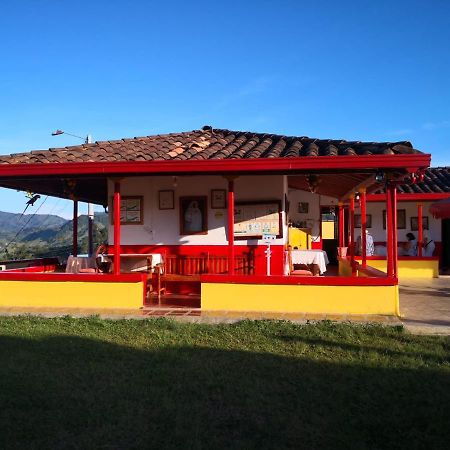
275;334;450;364
0;331;449;450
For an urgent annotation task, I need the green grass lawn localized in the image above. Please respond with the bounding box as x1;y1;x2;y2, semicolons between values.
0;317;449;450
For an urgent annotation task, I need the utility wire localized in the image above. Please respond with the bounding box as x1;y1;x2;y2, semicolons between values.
0;196;49;254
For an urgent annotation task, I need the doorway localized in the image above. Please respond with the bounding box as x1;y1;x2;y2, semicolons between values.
321;206;338;265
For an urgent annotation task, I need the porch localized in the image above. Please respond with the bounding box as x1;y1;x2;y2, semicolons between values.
0;127;432;316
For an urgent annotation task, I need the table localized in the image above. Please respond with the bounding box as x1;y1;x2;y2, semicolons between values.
66;256;96;273
290;249;329;274
106;253;162;273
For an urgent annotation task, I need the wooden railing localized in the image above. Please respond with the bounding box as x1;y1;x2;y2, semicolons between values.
163;253;254;276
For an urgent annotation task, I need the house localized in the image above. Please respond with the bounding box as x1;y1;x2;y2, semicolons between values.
0;126;432;315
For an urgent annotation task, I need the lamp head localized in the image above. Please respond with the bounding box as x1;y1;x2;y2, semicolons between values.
51;130;64;136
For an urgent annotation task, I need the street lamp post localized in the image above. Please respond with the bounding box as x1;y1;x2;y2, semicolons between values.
52;130;95;256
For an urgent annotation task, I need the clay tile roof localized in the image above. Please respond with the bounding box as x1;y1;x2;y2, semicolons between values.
0;126;423;165
374;167;450;194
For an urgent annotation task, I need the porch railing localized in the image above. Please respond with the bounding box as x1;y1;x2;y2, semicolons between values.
163;253;254;276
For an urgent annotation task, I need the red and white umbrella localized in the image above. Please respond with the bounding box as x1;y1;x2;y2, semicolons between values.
429;197;450;219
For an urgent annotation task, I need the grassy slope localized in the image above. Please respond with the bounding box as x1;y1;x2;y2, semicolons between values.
0;318;449;450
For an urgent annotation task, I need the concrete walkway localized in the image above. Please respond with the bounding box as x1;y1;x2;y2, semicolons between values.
400;276;450;335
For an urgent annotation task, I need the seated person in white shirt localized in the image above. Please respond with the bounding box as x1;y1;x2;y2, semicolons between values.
356;230;375;256
422;232;435;257
402;233;418;256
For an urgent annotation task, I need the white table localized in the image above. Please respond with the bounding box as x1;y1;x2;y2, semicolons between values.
66;256;96;273
106;253;162;272
290;250;329;274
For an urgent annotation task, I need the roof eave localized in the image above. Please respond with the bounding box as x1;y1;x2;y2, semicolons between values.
0;154;432;178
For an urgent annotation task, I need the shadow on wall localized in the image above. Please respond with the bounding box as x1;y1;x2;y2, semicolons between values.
0;325;449;449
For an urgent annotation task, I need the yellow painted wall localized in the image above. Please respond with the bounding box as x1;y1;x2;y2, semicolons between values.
0;280;143;309
356;259;439;278
202;283;399;315
321;221;335;240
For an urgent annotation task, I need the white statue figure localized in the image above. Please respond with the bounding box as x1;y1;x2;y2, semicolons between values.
184;201;202;232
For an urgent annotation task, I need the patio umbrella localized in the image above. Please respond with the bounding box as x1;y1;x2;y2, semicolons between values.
429;197;450;219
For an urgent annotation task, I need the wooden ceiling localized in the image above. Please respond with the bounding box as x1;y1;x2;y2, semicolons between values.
288;173;376;199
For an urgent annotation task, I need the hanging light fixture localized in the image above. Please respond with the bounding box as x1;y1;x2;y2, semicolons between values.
306;174;320;193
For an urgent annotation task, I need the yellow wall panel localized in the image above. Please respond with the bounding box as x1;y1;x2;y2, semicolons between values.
0;281;143;309
202;282;399;315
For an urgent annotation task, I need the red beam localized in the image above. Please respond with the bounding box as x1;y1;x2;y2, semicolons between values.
113;181;121;276
360;189;367;267
391;185;398;277
349;196;356;276
367;192;449;202
386;184;394;278
418;204;423;257
227;179;235;275
72;201;78;257
338;203;344;247
0;154;431;178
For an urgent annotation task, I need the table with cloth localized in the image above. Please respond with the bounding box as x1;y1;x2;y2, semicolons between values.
288;249;329;275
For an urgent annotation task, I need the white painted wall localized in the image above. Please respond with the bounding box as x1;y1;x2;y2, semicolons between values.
287;189;338;244
107;175;287;246
365;201;441;242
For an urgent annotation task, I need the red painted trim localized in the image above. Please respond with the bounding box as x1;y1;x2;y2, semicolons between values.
113;181;121;276
4;265;57;273
349;196;356;275
108;244;287;276
355;256;439;261
418;204;423;257
386;186;393;277
392;186;398;277
73;201;78;257
338;204;344;248
367;193;450;202
228;180;235;275
0;272;143;282
200;274;397;286
360;190;367;267
0;154;431;178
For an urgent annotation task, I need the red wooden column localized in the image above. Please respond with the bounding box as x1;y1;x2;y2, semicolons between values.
391;184;398;277
227;178;235;276
360;188;367;267
349;195;356;275
338;202;345;248
386;182;394;278
113;181;122;276
72;200;78;257
417;203;423;257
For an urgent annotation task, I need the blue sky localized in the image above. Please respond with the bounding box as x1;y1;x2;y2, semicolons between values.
0;0;449;217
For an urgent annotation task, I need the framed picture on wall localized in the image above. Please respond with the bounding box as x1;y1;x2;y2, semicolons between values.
111;196;143;225
211;189;227;209
180;196;208;235
411;216;429;231
355;214;372;228
383;209;406;229
298;202;309;213
159;190;174;210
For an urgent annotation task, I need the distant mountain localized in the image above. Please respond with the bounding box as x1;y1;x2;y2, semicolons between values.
0;211;67;238
0;211;109;260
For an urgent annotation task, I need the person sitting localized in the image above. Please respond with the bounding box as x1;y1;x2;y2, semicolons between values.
403;232;418;256
422;232;435;257
356;229;375;256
